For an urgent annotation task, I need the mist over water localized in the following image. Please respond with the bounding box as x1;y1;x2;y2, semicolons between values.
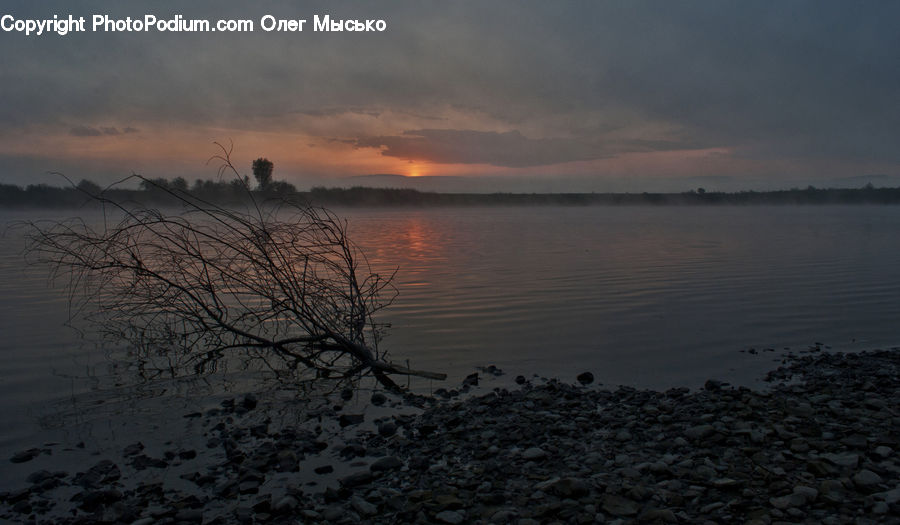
2;205;899;466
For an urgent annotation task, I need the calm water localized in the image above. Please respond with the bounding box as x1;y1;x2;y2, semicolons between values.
2;205;900;471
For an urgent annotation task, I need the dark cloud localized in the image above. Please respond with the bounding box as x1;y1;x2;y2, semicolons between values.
354;129;704;167
298;107;381;118
68;125;138;137
355;129;608;167
69;125;104;137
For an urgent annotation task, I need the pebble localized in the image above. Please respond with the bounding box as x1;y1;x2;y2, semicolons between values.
852;469;883;490
350;495;378;516
370;456;403;472
371;392;387;406
9;448;41;463
3;349;899;525
435;510;465;524
522;447;547;460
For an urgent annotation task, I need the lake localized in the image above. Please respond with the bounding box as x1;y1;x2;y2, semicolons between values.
2;205;900;476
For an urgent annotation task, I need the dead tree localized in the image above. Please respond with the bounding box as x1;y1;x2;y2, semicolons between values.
24;144;445;391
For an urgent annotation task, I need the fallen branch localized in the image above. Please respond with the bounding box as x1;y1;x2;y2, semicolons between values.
23;144;444;390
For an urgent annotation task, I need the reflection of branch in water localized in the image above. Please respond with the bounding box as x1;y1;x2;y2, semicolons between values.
23;143;445;392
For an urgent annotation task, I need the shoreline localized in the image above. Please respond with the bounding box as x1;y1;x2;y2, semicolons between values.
2;350;899;524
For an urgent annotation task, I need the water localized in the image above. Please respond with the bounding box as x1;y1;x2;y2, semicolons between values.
2;205;900;474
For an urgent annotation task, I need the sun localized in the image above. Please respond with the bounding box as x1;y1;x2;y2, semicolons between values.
407;162;424;177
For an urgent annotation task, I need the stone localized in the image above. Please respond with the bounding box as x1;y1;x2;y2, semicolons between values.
75;460;121;487
340;471;375;488
491;509;518;522
852;469;883;491
792;485;818;503
684;424;716;440
614;429;633;441
238;480;260;494
818;479;845;503
378;421;398;437
820;452;859;469
339;414;365;427
602;494;639;516
370;456;403;472
321;505;344;521
699;502;724;513
173;509;203;522
769;493;806;510
873;446;893;459
639;508;677;523
241;394;258;410
577;372;594;385
546;478;590;498
123;442;144;456
12;501;32;514
522;447;547;460
435;510;465;524
25;470;55;485
711;478;744;489
351;495;378;516
130;454;167;470
877;486;900;504
371;392;387;406
806;459;836;477
840;433;868;449
434;494;464;509
704;379;723;391
10;448;41;463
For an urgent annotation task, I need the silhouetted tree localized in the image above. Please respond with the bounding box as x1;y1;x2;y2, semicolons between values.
252;158;274;190
171;177;188;192
76;179;102;195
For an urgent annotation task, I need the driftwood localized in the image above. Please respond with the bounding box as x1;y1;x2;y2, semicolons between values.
24;144;445;390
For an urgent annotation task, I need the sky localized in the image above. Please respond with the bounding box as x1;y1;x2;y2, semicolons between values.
1;1;898;192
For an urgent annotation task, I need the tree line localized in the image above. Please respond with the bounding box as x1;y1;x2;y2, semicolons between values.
2;176;900;208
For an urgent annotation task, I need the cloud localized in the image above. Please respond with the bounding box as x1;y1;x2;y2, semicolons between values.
353;129;706;167
69;125;139;137
69;125;104;137
354;129;610;167
298;107;381;118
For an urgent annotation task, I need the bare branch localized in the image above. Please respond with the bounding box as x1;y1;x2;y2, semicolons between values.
23;150;445;390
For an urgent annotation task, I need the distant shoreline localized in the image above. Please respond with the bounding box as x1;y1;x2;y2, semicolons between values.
3;181;900;208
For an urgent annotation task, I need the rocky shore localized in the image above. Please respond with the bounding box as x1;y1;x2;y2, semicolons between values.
2;349;899;524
